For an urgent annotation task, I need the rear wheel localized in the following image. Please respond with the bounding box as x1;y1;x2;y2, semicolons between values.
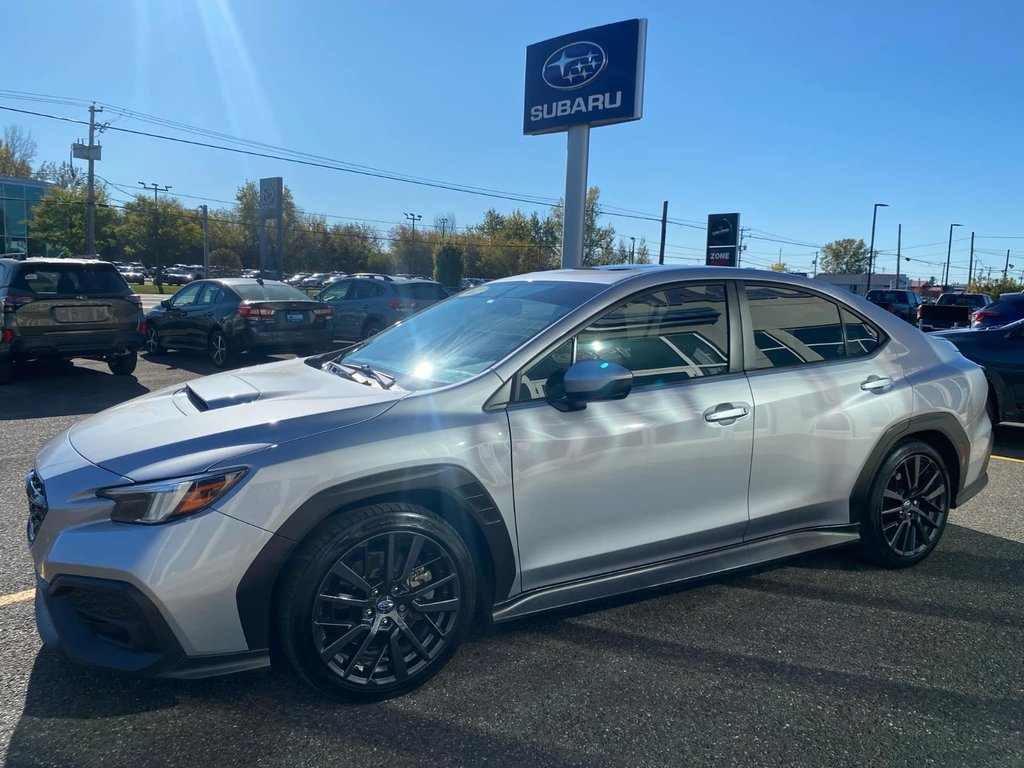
107;351;138;376
857;440;951;568
277;503;476;700
208;330;232;368
362;320;384;340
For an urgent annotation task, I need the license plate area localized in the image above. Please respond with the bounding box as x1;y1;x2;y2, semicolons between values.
53;305;111;323
286;312;304;324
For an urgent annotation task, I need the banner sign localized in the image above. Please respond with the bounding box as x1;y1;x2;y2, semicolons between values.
259;177;283;220
706;213;740;267
524;19;647;135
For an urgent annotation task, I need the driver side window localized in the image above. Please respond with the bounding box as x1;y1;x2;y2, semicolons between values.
171;283;203;307
516;282;731;402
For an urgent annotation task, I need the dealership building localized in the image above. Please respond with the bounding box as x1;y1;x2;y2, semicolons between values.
1;175;49;257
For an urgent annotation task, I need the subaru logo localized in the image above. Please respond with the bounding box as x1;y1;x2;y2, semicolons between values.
542;41;607;90
376;598;395;614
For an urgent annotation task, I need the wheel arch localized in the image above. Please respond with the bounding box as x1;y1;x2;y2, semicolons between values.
849;412;969;525
235;464;516;652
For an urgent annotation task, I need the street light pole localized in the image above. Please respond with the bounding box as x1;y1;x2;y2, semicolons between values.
403;212;422;274
866;203;888;295
629;236;636;265
140;182;171;292
895;224;902;288
943;223;962;291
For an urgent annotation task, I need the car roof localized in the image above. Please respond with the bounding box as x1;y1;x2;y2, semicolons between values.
204;278;291;286
1;257;115;267
491;264;815;286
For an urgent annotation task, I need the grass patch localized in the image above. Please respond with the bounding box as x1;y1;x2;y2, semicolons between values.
130;283;182;295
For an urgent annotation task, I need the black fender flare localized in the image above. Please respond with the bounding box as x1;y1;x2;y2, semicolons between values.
235;464;516;650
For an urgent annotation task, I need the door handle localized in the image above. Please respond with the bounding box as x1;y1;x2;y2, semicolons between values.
201;312;213;318
703;403;749;424
861;375;893;393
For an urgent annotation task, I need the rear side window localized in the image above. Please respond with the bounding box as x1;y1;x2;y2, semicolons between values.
746;285;846;369
350;282;385;300
394;283;448;300
233;282;311;301
12;263;129;296
841;309;881;357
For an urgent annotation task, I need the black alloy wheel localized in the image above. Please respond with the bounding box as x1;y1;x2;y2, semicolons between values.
362;321;384;340
278;503;476;699
859;440;950;568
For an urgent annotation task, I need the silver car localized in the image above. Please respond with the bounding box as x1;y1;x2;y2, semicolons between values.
25;267;992;699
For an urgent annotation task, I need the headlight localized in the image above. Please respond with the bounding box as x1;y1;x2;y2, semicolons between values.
99;469;248;524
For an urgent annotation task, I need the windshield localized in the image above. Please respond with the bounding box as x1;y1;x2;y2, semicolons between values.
337;280;606;387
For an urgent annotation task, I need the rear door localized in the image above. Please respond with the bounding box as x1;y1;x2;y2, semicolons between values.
740;283;913;539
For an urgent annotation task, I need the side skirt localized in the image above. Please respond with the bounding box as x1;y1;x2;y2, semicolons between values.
491;525;860;623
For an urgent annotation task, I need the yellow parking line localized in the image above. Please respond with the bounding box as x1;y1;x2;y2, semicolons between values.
991;455;1024;464
0;588;34;607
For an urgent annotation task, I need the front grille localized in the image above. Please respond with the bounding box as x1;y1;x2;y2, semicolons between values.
61;586;154;649
25;470;48;542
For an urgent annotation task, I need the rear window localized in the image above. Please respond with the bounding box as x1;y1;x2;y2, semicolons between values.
937;294;986;307
13;263;129;296
866;291;905;303
393;282;448;300
232;282;312;301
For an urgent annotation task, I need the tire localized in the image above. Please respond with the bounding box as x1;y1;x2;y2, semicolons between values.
857;440;951;568
107;351;138;376
208;329;232;368
362;321;384;340
986;391;1000;425
276;503;476;700
0;358;13;385
145;326;164;355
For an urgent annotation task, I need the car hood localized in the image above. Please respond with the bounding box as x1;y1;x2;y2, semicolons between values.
67;357;407;481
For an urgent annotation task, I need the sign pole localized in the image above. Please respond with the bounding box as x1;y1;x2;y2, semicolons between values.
561;125;590;269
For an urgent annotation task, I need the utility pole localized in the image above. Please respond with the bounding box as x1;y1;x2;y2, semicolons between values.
629;236;636;265
812;251;818;278
438;217;448;238
140;182;171;292
967;231;975;288
1004;249;1012;281
738;227;749;267
943;223;961;290
199;205;210;277
403;212;422;274
85;104;103;255
895;224;902;288
866;203;888;295
658;201;668;265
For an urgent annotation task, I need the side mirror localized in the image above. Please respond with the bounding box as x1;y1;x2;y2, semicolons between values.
159;299;171;309
549;359;633;411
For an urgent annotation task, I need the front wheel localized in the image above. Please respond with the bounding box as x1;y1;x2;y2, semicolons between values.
857;440;951;568
145;327;164;355
208;330;232;368
276;503;476;700
107;351;138;376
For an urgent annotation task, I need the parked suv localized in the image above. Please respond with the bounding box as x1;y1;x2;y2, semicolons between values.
1;258;144;384
25;267;991;699
865;289;921;324
315;274;450;340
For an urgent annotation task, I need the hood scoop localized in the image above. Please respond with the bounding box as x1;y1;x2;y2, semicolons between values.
184;375;260;411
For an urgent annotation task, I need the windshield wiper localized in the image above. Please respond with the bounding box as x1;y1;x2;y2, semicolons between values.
321;360;396;390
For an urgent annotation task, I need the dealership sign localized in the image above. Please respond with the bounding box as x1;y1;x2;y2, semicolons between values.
706;213;741;266
524;19;647;135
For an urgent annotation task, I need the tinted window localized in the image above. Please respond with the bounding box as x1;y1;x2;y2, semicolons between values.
13;263;129;296
518;283;730;400
232;282;312;301
350;281;385;300
320;281;352;300
747;285;846;369
842;309;881;357
394;283;448;300
867;291;907;303
938;294;987;308
198;284;223;305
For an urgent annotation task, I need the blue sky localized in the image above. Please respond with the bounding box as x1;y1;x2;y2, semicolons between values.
3;0;1022;279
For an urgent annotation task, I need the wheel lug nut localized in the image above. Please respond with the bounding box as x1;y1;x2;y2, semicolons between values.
381;618;390;628
391;585;400;595
363;608;373;618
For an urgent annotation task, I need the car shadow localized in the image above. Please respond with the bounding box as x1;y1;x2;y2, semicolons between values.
992;421;1024;459
0;361;151;421
5;524;1021;767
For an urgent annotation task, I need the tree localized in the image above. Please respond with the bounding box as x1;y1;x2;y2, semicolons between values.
209;248;242;272
819;238;869;274
34;160;84;190
433;241;463;287
117;194;202;290
0;125;37;177
28;186;118;255
769;261;789;272
548;186;617;266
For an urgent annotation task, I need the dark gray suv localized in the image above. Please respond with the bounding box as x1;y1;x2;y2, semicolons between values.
315;274;449;341
0;258;144;384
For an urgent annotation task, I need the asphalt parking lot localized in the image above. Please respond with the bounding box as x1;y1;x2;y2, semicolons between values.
0;354;1021;768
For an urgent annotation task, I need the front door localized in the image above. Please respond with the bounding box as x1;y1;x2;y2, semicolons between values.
507;282;753;592
160;282;204;347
